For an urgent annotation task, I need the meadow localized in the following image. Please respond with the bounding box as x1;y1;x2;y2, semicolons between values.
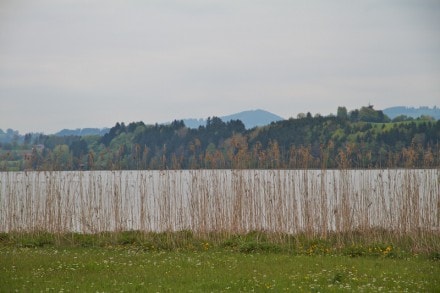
1;232;440;292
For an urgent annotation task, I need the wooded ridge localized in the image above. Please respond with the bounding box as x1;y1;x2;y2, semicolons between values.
1;106;439;170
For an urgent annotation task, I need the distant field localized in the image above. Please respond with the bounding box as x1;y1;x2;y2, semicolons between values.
1;246;439;292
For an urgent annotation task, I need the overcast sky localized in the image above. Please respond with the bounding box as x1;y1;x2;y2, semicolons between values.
1;0;439;134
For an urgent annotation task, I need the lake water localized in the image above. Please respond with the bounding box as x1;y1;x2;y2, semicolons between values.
0;169;438;234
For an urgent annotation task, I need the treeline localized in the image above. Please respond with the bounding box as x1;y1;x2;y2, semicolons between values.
2;106;440;171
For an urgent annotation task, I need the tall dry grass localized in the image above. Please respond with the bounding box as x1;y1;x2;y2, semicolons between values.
1;169;438;245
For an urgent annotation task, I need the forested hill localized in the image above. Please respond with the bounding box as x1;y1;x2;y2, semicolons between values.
1;106;439;171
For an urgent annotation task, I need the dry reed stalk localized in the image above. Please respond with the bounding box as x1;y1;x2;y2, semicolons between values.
231;170;243;233
320;170;328;238
114;171;122;231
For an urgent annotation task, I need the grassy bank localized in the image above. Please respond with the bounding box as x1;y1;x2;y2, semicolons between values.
1;230;439;256
1;231;439;291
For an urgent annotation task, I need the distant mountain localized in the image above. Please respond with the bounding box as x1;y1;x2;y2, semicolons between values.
183;109;284;129
52;110;282;137
181;118;207;129
383;106;440;120
55;128;109;136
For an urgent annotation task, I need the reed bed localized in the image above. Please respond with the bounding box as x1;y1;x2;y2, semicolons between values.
0;169;438;239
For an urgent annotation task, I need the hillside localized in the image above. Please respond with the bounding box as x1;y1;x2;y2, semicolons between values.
383;106;440;120
51;109;283;135
2;106;438;171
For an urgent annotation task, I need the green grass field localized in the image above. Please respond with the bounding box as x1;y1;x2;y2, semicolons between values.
1;245;439;292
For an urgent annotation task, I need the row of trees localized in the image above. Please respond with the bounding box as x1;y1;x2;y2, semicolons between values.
1;106;439;171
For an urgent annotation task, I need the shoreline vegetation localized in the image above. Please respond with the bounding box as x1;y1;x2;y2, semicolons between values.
1;169;438;236
1;229;440;258
1;169;439;256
